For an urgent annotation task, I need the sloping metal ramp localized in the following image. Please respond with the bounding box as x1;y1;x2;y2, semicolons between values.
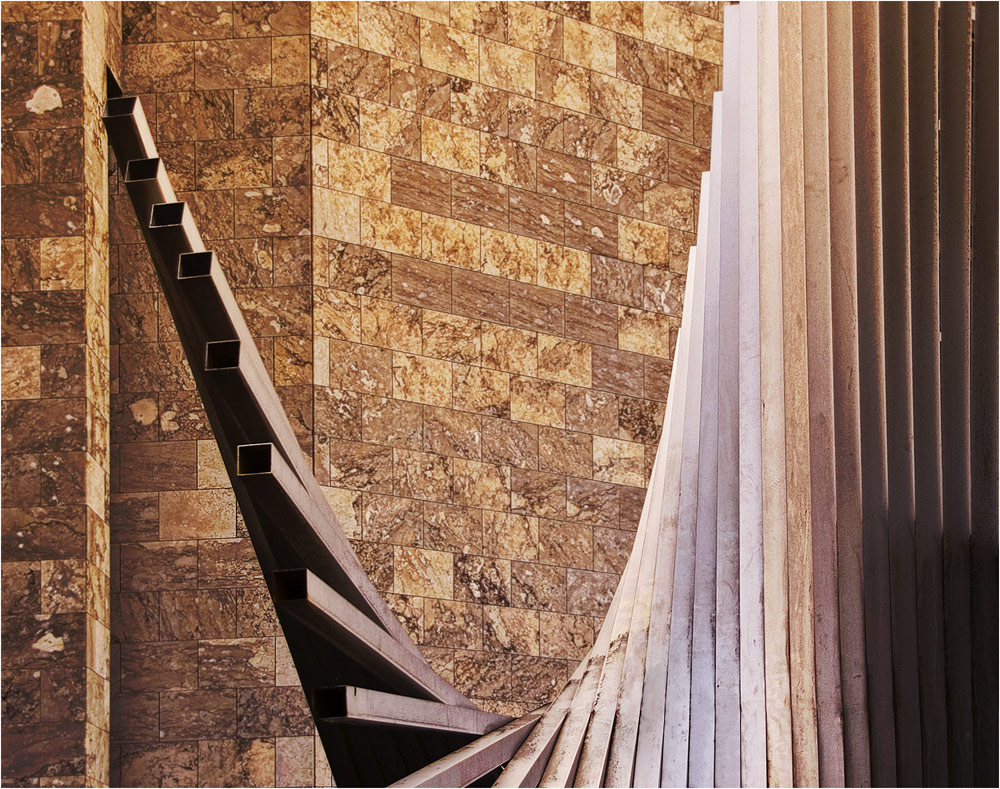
103;94;508;789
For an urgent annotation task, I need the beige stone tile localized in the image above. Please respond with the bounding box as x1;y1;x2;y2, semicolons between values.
480;134;536;191
618;215;671;265
617;126;670;180
422;117;479;176
484;511;539;561
539;611;594;659
484;605;540;655
422;214;481;271
198;439;229;489
537;334;592;387
360;100;421;159
326;141;391;201
448;1;507;39
320;486;362;538
419;18;478;81
537;242;589;296
593;435;645;486
159;489;236;540
422;311;481;364
395;2;450;24
692;14;724;65
481;228;537;284
453;363;510;416
482;324;537;377
393;546;453;598
40;237;86;290
618;306;678;359
1;345;41;399
314;335;330;384
591;1;643;37
453;458;511;511
394;447;453;503
314;288;361;342
313;187;360;243
563;18;616;76
361;297;422;353
392;352;452;406
508;3;562;57
537;56;590;113
360;199;422;255
359;2;420;61
590;72;642;128
312;136;329;187
312;2;358;45
644;180;695;232
643;3;695;56
510;376;565;428
480;38;535;97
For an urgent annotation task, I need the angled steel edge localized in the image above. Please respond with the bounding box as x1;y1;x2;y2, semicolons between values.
103;94;496;787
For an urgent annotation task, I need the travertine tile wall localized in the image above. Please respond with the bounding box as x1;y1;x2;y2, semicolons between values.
308;0;717;720
109;2;328;786
1;1;119;784
62;1;714;786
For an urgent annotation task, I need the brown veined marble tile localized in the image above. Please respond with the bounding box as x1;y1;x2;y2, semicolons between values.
112;691;158;742
362;493;423;546
483;510;538;561
393;546;452;598
326;437;393;492
509;3;562;58
508;95;564;152
419;18;478;82
313;287;361;343
158;589;238;641
1;561;41;614
424;598;482;649
537;334;592;387
454;554;511;605
452;269;509;324
326;140;390;201
644;179;695;232
388;592;424;642
392;352;452;407
452;457;511;511
668;49;719;106
565;384;619;437
359;2;419;63
423;501;482;554
451;79;509;135
155;2;233;41
327;42;390;102
361;199;422;256
157;489;236;541
361;297;422;353
198;538;267;589
642;2;697;56
668;138;711;190
320;486;363;539
539;610;594;659
453;649;511;698
509;281;564;335
484;604;539;655
390;60;452;121
194;39;271;90
423;405;482;460
421;116;480;177
481;416;538;470
642;87;694;143
564;293;618;347
511;467;567;520
391;158;452;217
117;441;197;493
326;243;391;298
275;735;316;788
617;395;665;444
236;2;309;37
539;518;593;568
360;99;421;160
449;1;508;43
393;447;453;503
536;55;589;114
591;1;642;37
1;344;42;400
617;216;671;266
644;354;673;402
538;427;593;478
566;475;619;527
481;324;536;378
198;639;275;689
352;539;393;593
422;310;481;364
391;255;452;312
198;737;276;786
511;561;566;613
593;525;634;573
312;1;358;46
479;38;535;98
158;688;237;741
619;483;646;529
421;215;481;271
361;396;423;450
309;87;360;144
451;173;508;230
564;201;619;257
327;339;392;396
123;42;194;93
157;90;235;142
480;228;536;284
615;33;670;93
643;264;685;315
567;567;617;616
693;101;713;148
480;133;536;192
109;493;158;544
119;742;197;788
119;640;197;693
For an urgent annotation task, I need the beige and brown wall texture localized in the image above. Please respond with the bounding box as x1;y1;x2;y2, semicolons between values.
1;1;720;785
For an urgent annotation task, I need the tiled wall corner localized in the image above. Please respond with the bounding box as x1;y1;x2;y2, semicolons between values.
1;1;120;785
